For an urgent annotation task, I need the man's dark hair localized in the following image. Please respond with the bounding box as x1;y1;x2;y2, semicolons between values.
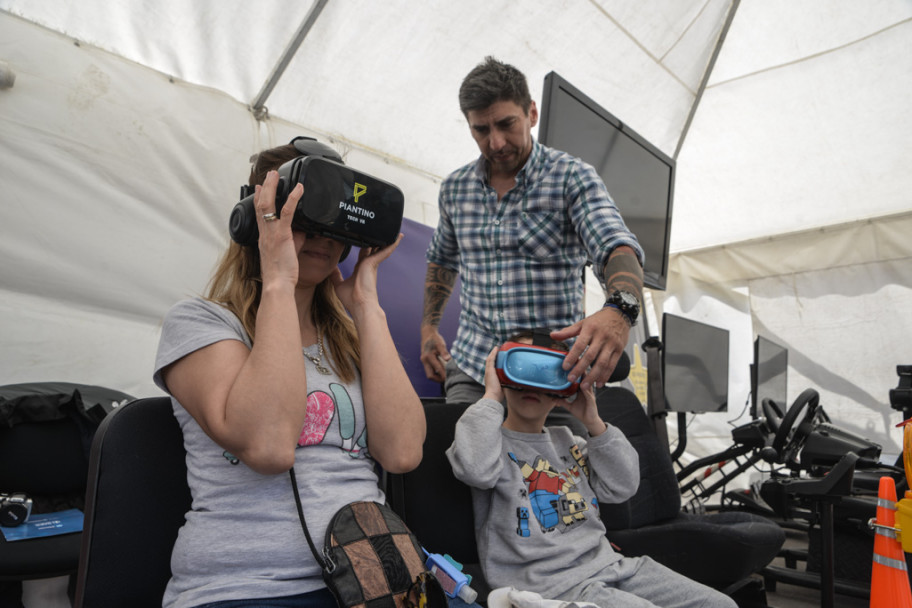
458;56;533;116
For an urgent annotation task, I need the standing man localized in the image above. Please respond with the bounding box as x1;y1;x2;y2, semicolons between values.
422;56;645;404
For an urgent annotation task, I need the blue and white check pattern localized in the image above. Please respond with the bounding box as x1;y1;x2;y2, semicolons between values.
426;141;644;384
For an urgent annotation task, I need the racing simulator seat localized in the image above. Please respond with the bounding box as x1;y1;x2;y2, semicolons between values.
756;385;909;605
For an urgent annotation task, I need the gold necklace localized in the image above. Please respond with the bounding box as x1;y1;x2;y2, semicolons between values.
303;336;332;375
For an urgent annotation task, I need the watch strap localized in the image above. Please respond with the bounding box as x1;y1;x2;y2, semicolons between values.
604;302;635;326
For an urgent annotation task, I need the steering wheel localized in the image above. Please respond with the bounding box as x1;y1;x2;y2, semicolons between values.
771;388;820;465
761;397;785;434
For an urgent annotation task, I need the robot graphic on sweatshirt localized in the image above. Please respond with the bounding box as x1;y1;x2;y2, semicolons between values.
509;449;589;534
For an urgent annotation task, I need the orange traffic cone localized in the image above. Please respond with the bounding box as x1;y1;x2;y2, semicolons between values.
871;476;912;607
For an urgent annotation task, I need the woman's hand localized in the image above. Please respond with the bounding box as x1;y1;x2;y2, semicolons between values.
330;233;403;320
255;171;303;289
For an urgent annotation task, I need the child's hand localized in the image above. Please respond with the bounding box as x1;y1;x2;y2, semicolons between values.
560;385;607;436
481;346;505;403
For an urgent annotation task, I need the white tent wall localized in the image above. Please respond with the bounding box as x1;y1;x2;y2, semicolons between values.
0;12;442;398
1;14;241;398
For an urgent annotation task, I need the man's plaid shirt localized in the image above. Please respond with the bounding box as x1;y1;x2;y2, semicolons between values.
426;141;644;384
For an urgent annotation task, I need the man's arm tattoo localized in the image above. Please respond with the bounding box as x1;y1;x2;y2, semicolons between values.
603;246;644;301
423;263;457;328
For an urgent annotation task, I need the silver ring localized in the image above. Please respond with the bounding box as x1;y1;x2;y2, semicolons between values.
262;213;278;222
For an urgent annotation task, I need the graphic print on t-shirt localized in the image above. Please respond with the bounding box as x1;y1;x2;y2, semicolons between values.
509;446;589;534
297;383;368;457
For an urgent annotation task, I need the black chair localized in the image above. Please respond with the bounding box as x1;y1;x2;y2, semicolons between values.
390;386;785;607
0;382;132;606
386;398;491;600
74;396;191;608
592;385;785;601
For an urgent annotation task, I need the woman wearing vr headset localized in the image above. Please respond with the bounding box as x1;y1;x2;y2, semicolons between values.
153;141;426;608
447;332;736;608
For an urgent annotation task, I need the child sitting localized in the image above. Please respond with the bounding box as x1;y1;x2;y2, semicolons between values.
446;330;736;608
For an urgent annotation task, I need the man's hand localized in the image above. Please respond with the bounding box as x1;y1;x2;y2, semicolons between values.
420;325;451;382
553;244;643;392
551;306;630;392
421;262;457;383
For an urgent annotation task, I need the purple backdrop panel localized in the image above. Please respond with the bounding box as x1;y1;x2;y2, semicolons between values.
339;218;460;397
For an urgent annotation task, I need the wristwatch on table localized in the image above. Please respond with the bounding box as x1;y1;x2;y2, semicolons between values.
604;290;640;327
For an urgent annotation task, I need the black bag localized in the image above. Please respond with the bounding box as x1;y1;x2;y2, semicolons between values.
290;470;446;608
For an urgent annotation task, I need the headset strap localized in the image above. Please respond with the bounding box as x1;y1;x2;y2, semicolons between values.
642;337;670;449
531;328;552;347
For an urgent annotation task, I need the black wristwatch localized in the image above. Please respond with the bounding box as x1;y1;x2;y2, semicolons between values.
604;290;640;327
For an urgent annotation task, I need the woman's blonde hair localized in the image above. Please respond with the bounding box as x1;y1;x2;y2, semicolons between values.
205;143;360;382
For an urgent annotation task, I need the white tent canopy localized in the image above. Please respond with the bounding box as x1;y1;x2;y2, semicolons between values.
2;0;911;468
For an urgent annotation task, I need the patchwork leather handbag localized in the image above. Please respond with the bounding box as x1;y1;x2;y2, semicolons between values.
289;469;447;608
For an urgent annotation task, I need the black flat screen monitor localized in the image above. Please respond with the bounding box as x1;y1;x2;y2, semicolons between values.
751;336;788;419
538;71;675;291
662;313;729;413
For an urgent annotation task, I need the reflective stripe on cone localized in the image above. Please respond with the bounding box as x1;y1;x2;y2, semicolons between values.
870;476;912;608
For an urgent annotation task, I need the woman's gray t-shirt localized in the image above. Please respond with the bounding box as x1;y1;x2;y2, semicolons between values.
153;297;383;608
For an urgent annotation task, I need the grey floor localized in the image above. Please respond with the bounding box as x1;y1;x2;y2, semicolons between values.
764;578;868;608
761;529;869;608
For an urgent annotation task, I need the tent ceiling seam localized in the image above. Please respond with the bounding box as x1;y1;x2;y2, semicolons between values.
250;0;330;117
658;0;711;66
707;17;912;89
671;209;912;257
741;253;912;285
586;0;690;93
673;0;739;160
668;252;912;294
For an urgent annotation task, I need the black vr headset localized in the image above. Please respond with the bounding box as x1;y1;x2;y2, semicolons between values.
229;137;404;261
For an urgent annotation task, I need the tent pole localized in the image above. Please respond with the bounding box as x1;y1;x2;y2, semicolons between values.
673;0;740;161
250;0;331;118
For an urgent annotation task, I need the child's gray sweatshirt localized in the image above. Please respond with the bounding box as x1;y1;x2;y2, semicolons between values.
446;398;640;598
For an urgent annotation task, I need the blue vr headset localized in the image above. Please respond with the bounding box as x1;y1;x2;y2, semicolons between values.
494;341;580;398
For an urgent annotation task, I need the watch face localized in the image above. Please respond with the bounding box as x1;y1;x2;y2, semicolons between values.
619;291;637;306
610;290;637;308
608;291;639;324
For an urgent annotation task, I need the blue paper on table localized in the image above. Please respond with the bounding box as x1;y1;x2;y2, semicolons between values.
0;508;83;542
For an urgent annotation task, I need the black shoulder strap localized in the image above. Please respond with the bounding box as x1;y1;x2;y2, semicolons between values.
289;468;328;570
